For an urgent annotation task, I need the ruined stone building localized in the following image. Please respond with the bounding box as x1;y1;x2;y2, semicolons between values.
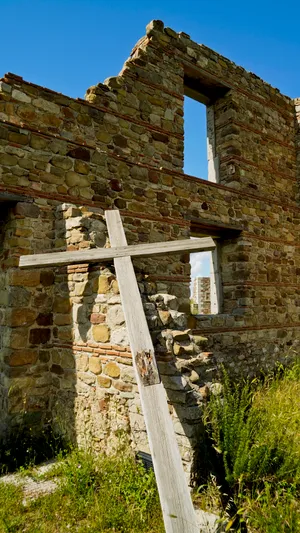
0;19;300;478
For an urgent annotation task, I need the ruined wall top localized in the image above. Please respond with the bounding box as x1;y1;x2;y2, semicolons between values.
1;19;299;209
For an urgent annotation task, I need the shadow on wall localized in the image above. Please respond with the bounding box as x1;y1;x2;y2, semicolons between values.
51;204;133;454
0;201;75;469
0;201;226;478
0;205;10;437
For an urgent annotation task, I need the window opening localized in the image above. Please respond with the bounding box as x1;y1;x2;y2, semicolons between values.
183;95;207;179
183;85;220;183
190;235;222;316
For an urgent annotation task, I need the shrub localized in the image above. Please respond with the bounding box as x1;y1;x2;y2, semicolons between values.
201;359;300;531
204;360;300;491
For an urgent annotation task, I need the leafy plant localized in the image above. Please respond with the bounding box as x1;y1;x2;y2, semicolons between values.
204;360;300;490
201;358;300;531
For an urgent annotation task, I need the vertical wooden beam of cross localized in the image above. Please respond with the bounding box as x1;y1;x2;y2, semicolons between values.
105;210;199;533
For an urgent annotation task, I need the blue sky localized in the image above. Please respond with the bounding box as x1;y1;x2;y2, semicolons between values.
1;0;300;277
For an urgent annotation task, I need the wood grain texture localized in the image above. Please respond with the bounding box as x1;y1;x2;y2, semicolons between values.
19;237;215;269
105;209;199;533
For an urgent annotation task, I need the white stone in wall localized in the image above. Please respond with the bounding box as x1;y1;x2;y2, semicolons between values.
107;305;125;327
110;327;129;346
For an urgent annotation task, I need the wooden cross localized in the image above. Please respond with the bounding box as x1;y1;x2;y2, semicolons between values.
20;210;216;533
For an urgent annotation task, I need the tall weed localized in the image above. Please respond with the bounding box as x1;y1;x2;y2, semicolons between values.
245;483;300;533
202;358;300;531
204;360;300;490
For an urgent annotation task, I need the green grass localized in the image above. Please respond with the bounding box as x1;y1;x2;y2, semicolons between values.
2;359;300;532
244;483;300;533
0;450;164;533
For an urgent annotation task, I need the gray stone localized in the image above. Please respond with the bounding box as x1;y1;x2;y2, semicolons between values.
143;302;156;314
0;82;11;93
169;310;188;328
107;305;125;327
84;218;107;247
12;89;31;103
33;98;60;114
162;375;188;391
173;420;195;437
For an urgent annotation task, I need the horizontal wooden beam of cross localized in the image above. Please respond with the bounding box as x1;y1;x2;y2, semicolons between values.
19;236;216;269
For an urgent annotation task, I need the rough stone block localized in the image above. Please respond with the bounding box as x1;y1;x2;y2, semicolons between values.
9;270;40;287
158;310;171;325
13;202;40;218
113;380;133;392
60;351;75;369
10;308;37;327
89;357;102;375
107;305;125;327
12;89;31;103
97;375;111;388
110;327;129;346
76;354;89;372
53;297;71;314
92;324;110;343
8;349;38;366
172;330;190;342
29;328;51;345
98;276;110;294
104;362;120;378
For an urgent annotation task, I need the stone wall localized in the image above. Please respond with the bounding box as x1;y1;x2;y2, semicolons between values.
0;20;300;476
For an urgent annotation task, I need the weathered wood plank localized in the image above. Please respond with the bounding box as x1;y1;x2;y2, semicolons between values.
106;210;199;533
19;236;215;269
